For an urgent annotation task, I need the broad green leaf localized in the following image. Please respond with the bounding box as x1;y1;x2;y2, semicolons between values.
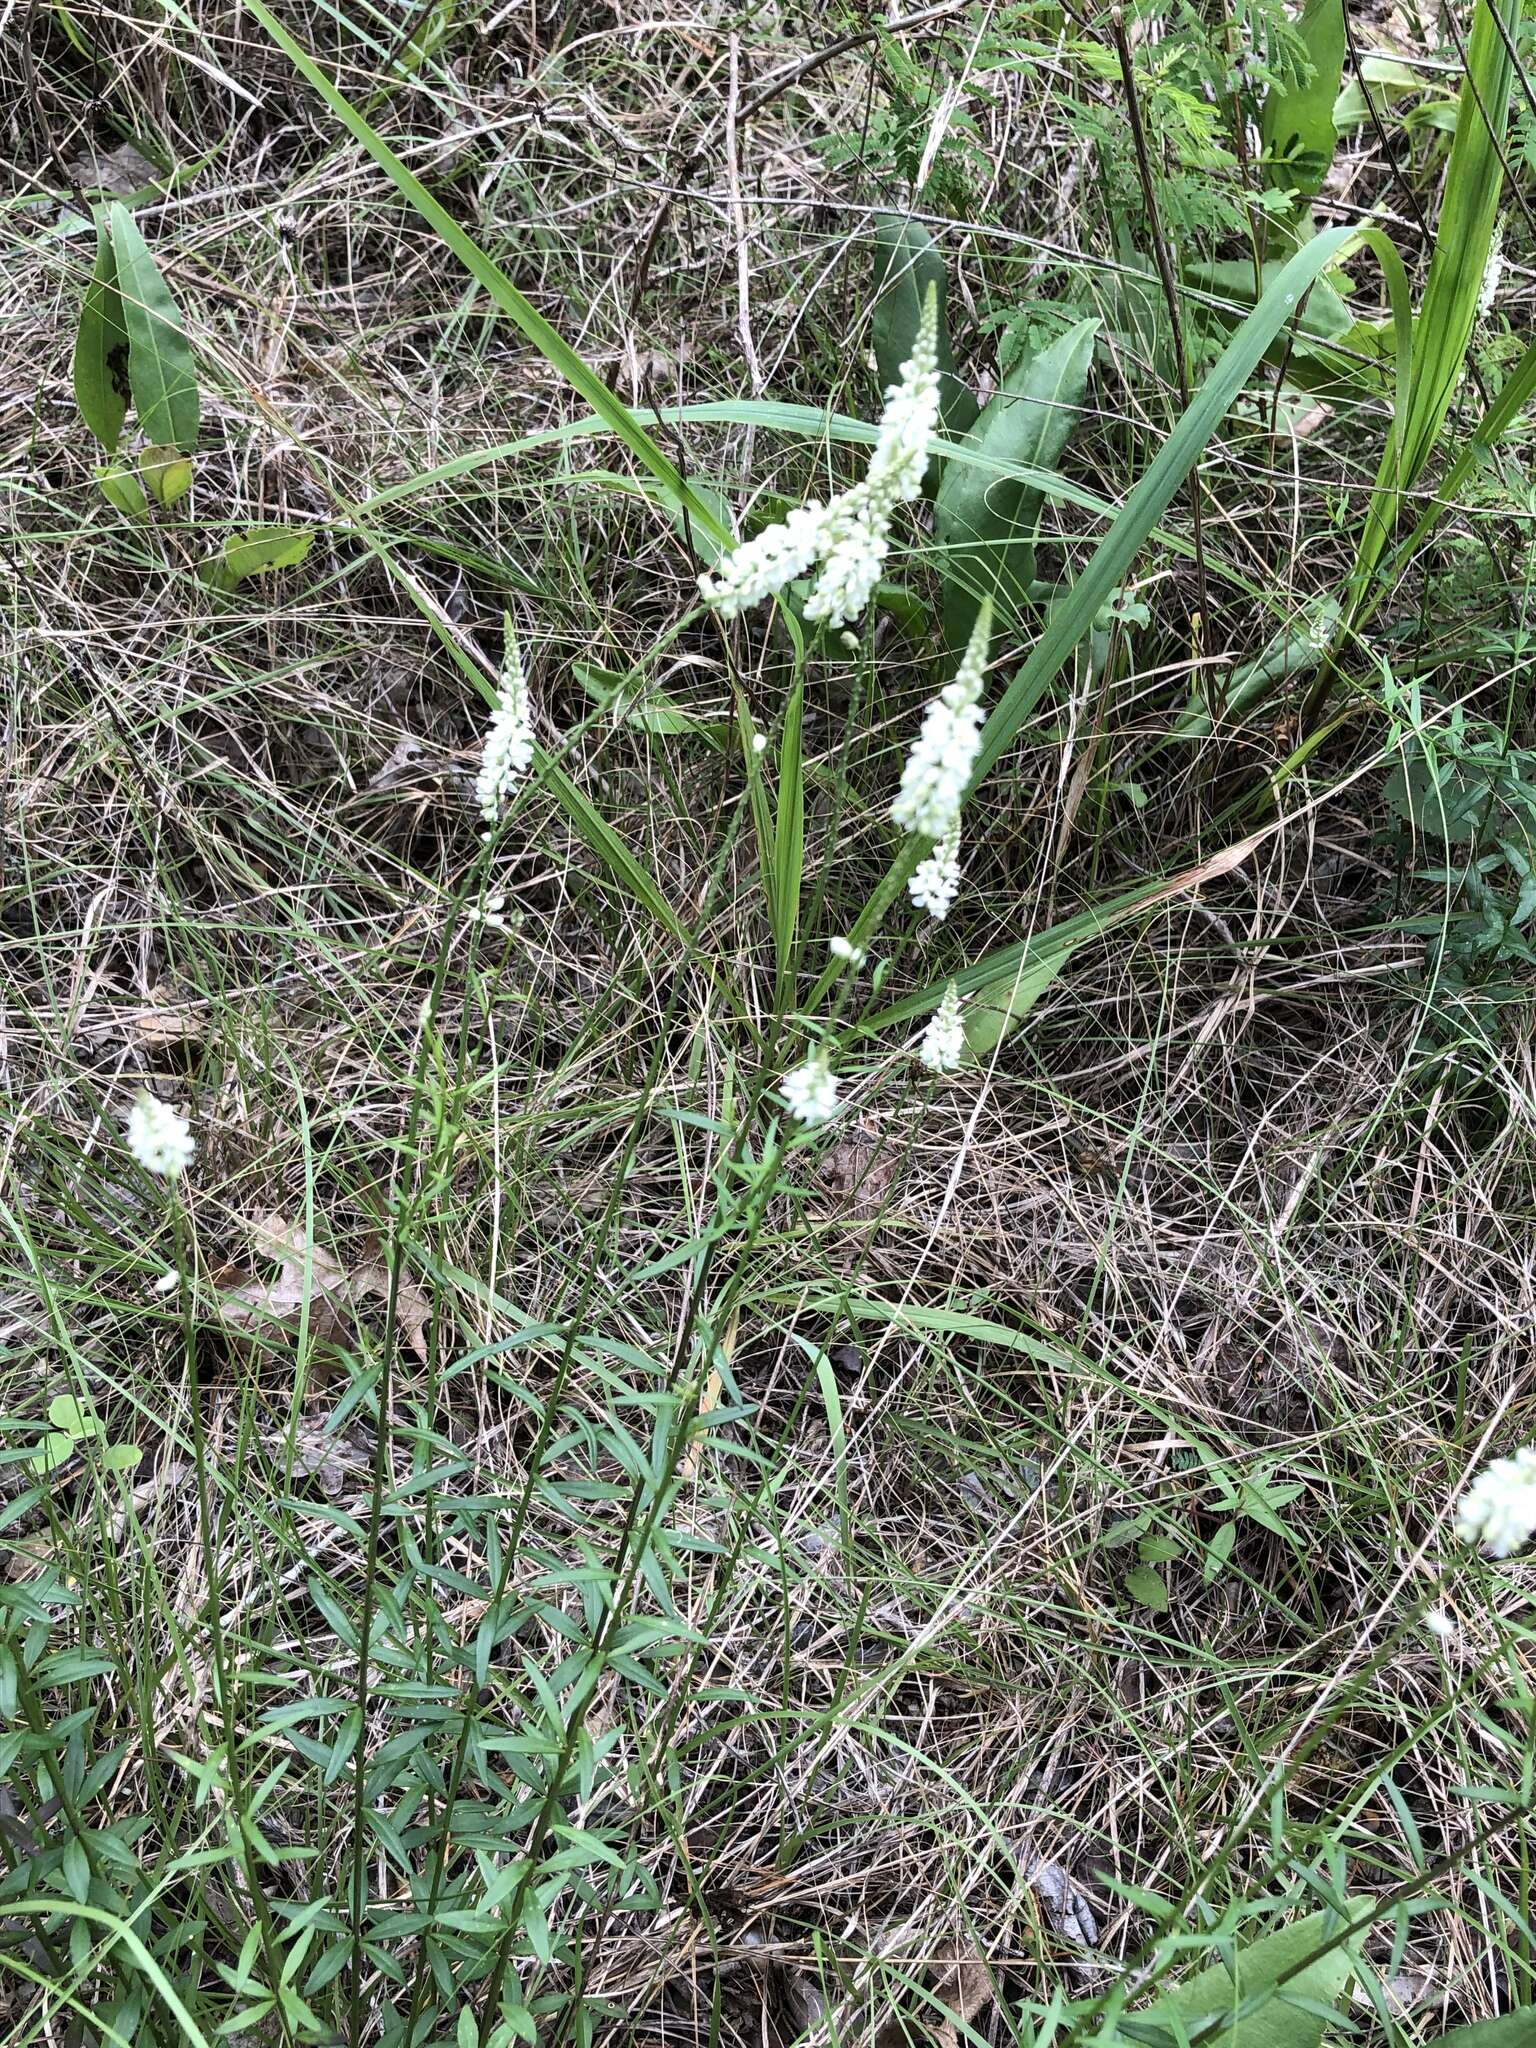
872;214;977;448
1203;1521;1238;1583
101;1443;143;1472
63;1838;91;1906
1334;57;1437;130
1125;1566;1169;1613
1434;2011;1536;2048
935;316;1098;649
1261;0;1346;201
97;464;148;517
202;525;314;590
73;221;130;452
1137;1907;1362;2048
962;941;1076;1063
107;203;199;451
48;1393;97;1436
140;444;193;508
29;1431;80;1475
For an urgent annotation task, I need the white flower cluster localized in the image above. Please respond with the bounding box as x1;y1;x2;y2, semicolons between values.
919;982;966;1073
908;822;963;921
476;639;535;826
780;1054;840;1126
1456;1445;1536;1557
700;287;941;628
891;603;991;841
1479;222;1505;319
127;1093;194;1178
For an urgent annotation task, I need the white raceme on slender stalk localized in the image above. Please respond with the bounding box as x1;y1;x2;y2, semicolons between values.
918;982;966;1073
127;1093;194;1178
908;822;963;922
476;630;535;826
1456;1445;1536;1557
780;1054;840;1126
701;285;942;626
892;600;991;920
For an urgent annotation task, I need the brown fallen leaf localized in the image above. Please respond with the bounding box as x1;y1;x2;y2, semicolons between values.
128;979;206;1048
351;1256;432;1364
217;1215;431;1361
929;1944;995;2048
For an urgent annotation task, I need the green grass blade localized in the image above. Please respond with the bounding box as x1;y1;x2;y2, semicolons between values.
771;664;806;1006
1396;0;1518;488
239;0;729;549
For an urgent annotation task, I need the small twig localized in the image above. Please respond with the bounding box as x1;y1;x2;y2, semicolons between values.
1110;7;1211;642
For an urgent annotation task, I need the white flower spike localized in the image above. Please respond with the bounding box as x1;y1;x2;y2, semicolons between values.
700;286;941;628
919;982;966;1073
908;821;963;921
127;1093;194;1178
476;632;535;825
780;1054;840;1126
699;501;834;620
891;601;991;843
1456;1445;1536;1558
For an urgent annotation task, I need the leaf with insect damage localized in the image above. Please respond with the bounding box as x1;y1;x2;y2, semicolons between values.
74;220;131;452
107;202;200;451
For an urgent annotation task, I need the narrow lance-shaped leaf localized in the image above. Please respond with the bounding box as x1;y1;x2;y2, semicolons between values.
108;202;200;452
1342;0;1516;639
1401;0;1518;484
872;215;977;493
73;220;130;452
934;316;1098;650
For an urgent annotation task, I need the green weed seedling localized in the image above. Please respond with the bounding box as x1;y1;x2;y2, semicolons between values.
72;202;313;587
27;1393;140;1478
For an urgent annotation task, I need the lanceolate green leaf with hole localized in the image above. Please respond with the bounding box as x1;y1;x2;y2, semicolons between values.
934;315;1098;649
74;219;130;452
107;203;200;452
1123;1908;1363;2048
